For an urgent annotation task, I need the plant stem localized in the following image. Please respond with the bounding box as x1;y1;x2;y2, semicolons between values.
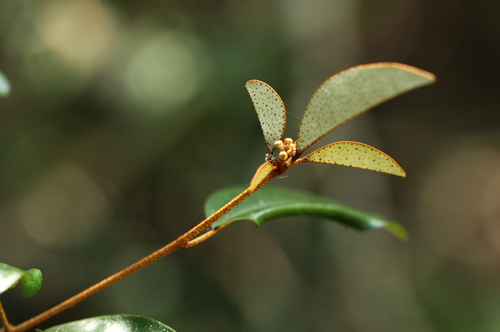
0;300;12;332
11;170;277;332
184;223;230;248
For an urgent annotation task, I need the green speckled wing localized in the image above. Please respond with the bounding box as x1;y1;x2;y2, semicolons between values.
301;141;406;177
246;80;286;155
296;63;435;156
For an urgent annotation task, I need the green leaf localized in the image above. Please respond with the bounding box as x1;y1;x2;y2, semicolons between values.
0;263;23;294
205;185;408;241
44;315;176;332
21;268;43;296
0;70;11;97
0;262;42;296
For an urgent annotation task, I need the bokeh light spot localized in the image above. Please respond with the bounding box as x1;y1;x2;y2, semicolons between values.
35;0;114;73
19;160;111;248
418;144;500;265
124;30;210;114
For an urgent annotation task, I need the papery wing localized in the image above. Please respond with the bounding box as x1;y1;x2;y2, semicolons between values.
300;141;406;177
246;80;286;154
249;162;276;192
296;63;435;156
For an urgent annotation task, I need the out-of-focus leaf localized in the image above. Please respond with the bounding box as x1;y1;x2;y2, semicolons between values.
44;315;176;332
205;185;408;240
300;141;406;177
0;262;42;296
0;263;23;294
21;269;43;297
0;70;11;97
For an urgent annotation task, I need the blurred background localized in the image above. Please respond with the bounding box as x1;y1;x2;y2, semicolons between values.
0;0;499;331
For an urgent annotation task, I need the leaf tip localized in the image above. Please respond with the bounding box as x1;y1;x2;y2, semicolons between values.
21;268;42;297
395;167;406;178
375;62;436;83
384;222;410;242
245;79;258;87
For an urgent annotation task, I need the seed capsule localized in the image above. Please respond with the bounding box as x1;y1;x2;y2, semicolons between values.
274;140;284;150
279;151;288;160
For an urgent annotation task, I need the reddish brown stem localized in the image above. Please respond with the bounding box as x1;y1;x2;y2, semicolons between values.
11;170;277;332
0;300;12;332
11;240;181;332
184;223;230;248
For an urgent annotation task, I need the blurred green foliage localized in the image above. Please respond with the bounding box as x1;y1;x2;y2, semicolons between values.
43;315;176;332
0;0;499;331
0;70;10;97
0;262;41;297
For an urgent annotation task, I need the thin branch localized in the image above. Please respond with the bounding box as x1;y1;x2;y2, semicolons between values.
184;223;230;248
0;300;12;332
11;169;277;332
11;240;180;332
